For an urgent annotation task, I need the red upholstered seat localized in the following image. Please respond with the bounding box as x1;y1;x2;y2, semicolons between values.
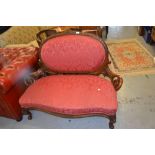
19;75;117;115
41;35;106;73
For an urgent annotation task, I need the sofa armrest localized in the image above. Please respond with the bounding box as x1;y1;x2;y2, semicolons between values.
24;68;46;86
103;66;123;91
0;47;38;94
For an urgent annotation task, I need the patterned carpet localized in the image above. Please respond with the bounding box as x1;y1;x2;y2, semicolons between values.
106;39;155;75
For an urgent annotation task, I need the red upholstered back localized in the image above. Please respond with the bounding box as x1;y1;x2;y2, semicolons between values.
41;34;106;73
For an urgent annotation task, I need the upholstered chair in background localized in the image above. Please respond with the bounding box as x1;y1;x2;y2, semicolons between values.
0;26;56;47
0;47;38;121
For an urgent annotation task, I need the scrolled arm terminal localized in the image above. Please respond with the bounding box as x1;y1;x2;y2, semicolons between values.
103;67;123;91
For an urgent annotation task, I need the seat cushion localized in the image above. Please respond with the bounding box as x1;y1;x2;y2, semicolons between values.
19;75;117;115
41;35;106;73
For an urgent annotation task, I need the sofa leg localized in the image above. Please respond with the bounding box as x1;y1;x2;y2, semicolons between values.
16;116;23;122
22;109;32;120
109;115;116;129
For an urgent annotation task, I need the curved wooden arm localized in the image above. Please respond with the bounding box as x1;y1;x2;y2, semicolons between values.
103;67;123;91
36;28;57;45
24;69;46;86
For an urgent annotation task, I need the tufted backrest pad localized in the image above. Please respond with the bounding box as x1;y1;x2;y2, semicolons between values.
0;47;36;68
0;47;38;93
41;34;106;73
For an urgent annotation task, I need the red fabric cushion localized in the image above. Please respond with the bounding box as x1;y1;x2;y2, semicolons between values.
0;47;19;68
41;35;106;73
19;75;117;115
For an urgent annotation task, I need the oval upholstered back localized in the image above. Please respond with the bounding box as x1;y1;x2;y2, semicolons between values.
40;34;107;73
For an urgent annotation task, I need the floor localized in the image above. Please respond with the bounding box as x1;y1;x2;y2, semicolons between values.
0;26;155;129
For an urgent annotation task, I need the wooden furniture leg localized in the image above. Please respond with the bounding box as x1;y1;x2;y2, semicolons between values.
105;26;108;38
16;116;23;122
109;115;116;129
22;109;32;120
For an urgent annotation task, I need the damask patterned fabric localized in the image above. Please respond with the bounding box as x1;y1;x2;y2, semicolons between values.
0;26;40;47
19;75;117;115
5;40;39;48
41;35;106;73
38;26;59;31
0;47;38;93
0;26;64;47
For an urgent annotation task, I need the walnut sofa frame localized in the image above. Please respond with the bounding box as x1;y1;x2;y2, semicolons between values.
22;30;123;129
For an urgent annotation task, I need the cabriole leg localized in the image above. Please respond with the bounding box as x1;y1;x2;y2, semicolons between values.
22;109;32;120
109;115;116;129
16;116;23;122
